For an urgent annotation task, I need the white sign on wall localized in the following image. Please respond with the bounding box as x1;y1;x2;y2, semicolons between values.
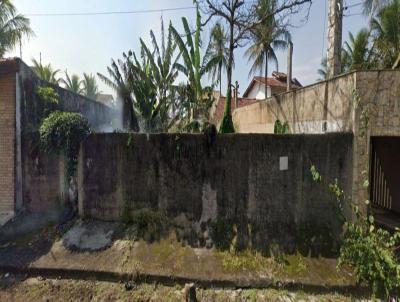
280;156;288;171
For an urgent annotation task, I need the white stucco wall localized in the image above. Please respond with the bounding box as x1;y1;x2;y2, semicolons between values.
246;82;271;100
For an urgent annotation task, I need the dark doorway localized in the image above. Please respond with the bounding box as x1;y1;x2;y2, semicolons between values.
371;137;400;214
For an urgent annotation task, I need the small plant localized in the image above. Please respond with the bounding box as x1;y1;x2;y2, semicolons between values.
128;210;170;241
339;209;400;296
39;111;91;178
126;133;134;148
274;120;290;134
310;164;400;297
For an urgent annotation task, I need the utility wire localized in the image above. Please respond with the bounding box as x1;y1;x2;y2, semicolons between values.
343;1;363;10
24;6;196;17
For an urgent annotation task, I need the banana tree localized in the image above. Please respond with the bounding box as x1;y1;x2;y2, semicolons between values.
169;6;217;124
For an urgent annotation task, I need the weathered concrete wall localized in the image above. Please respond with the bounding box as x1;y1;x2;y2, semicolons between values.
0;60;17;224
233;72;356;134
233;69;400;214
79;133;353;255
16;59;113;213
0;58;114;217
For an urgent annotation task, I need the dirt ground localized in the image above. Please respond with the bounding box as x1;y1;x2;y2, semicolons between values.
0;274;374;302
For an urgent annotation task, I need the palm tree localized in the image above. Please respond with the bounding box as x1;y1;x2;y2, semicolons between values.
137;20;182;132
245;0;291;100
317;57;329;81
31;58;60;84
363;0;391;16
371;0;400;68
62;71;83;94
170;7;217;123
343;28;372;71
81;73;100;100
99;19;181;133
205;22;230;94
0;0;33;58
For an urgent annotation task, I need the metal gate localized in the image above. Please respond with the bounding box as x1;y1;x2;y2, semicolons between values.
371;137;400;214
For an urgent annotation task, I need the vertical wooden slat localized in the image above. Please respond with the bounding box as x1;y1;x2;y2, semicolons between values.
371;150;393;210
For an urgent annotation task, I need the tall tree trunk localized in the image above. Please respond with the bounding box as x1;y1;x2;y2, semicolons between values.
224;18;235;117
265;49;268;101
123;98;139;132
219;62;222;95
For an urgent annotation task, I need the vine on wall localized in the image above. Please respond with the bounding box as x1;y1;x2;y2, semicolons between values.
39;111;91;178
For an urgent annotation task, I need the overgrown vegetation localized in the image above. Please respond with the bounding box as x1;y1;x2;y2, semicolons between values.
310;164;400;298
39;111;91;178
122;209;170;242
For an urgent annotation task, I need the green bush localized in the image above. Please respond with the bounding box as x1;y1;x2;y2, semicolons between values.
35;86;59;106
339;209;400;296
36;86;59;118
311;165;400;297
39;111;91;178
219;114;235;134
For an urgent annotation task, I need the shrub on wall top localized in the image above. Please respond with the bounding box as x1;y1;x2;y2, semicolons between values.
39;111;91;178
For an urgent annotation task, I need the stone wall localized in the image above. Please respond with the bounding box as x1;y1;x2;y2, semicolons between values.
0;60;17;224
78;133;353;255
352;70;400;211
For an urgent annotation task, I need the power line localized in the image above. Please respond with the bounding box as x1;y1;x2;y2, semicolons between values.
343;1;363;10
24;6;196;17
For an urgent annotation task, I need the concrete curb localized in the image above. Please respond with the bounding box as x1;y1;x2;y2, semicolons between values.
0;265;368;296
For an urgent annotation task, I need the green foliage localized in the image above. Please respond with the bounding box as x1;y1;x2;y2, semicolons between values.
35;86;59;118
123;209;170;241
32;59;60;84
169;5;217;124
219;89;235;134
274;120;290;134
339;212;400;296
62;71;83;94
0;0;34;58
210;219;235;250
245;0;291;82
35;86;59;105
219;114;235;134
311;164;400;297
39;111;91;178
81;73;100;100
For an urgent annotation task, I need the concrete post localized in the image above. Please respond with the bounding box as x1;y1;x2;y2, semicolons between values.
327;0;343;78
287;41;293;92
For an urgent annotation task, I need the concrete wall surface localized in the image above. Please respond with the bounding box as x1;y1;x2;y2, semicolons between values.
233;72;356;134
17;60;113;213
79;133;353;255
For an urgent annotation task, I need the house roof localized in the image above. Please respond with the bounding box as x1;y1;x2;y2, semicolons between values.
210;96;258;126
242;72;302;98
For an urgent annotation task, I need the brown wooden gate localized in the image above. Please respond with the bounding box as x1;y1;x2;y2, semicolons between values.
371;137;400;214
